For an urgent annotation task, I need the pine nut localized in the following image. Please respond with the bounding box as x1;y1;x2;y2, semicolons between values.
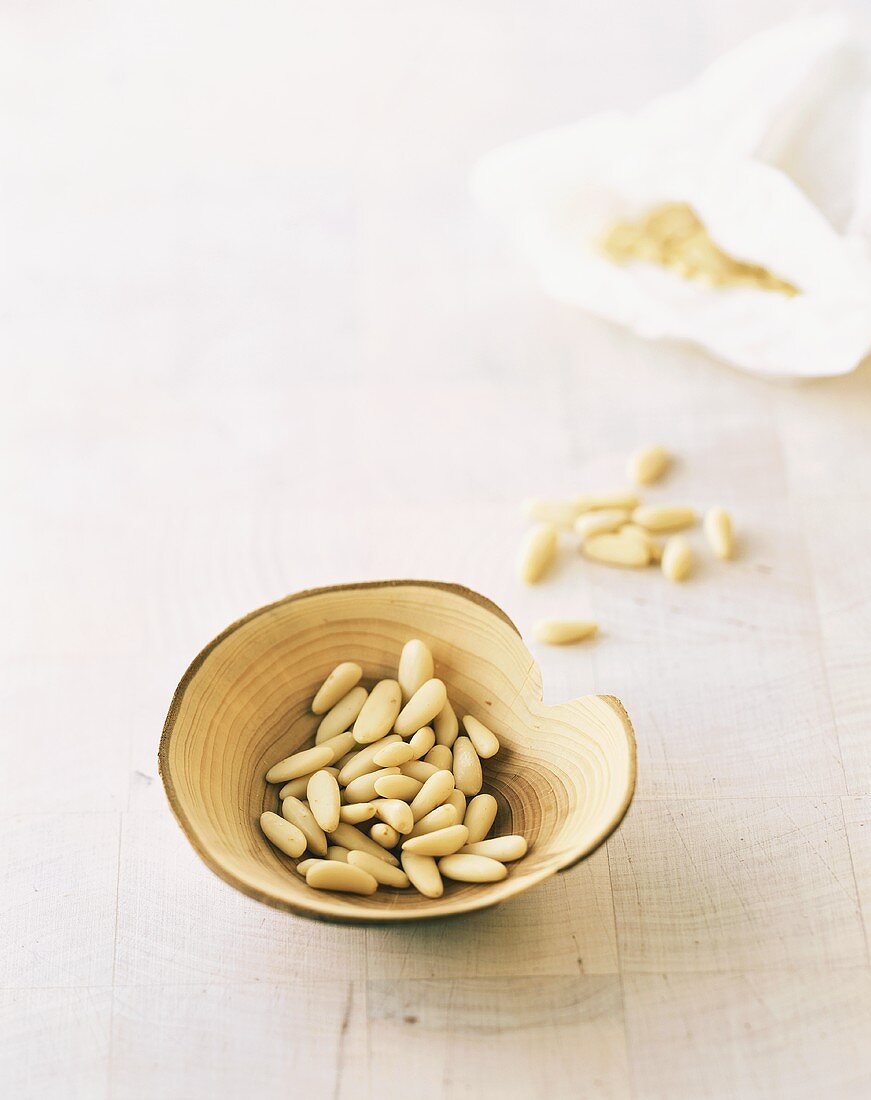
438;854;508;882
628;444;670;485
575;491;640;512
338;735;402;786
281;796;328;857
463;794;498;843
532;619;598;645
424;744;453;770
315;685;368;743
445;789;467;821
373;799;414;835
311;662;363;715
433;699;459;747
518;522;558;584
461;716;500;759
408;726;436;759
409;769;455;821
632;504;697;531
397;639;434;702
370;823;400;849
265;743;334;784
401;852;443;898
459;835;527;861
305;861;378;895
318;731;357;764
394;678;448;737
583;532;650;568
373;774;422;801
402;824;469;857
278;767;338;801
662;535;693;581
260;811;307;858
401;760;440;783
296;858;318;875
704;507;734;559
339;802;376;824
328;823;399;866
347;850;410;888
327;846;350;862
620;523;662;561
353;679;402;744
306;770;341;833
343;767;401;803
373;741;416;767
452;736;483;796
523;498;584;528
574;508;630;541
407;803;459;838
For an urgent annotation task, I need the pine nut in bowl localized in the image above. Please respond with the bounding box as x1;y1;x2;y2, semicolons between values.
159;580;636;923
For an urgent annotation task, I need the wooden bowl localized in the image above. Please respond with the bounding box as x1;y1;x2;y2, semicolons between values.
159;581;636;923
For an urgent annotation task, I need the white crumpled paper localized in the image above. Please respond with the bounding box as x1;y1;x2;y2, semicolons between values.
471;15;871;379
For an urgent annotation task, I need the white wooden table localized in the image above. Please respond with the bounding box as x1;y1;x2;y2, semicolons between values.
3;1;870;1096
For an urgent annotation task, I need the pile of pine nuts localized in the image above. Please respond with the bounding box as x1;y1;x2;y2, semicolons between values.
520;445;735;644
260;643;528;897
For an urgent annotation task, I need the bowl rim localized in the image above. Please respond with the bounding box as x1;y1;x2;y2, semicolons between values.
159;579;637;923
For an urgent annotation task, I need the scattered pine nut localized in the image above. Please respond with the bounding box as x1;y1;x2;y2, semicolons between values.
631;504;697;532
583;532;650;568
704;507;734;559
576;491;640;512
628;444;670;485
326;845;350;862
517;522;558;584
533;620;598;645
620;523;662;562
662;535;693;581
522;498;583;528
574;508;630;541
445;789;467;821
311;662;363;715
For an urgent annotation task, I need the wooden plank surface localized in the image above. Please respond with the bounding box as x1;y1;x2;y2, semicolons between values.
2;0;870;1096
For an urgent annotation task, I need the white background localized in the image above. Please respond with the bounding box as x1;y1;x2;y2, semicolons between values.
2;1;870;1097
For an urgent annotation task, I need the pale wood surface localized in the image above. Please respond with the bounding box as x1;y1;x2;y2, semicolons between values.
2;0;870;1096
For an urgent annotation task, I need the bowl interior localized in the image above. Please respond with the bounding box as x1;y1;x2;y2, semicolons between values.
160;581;635;921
